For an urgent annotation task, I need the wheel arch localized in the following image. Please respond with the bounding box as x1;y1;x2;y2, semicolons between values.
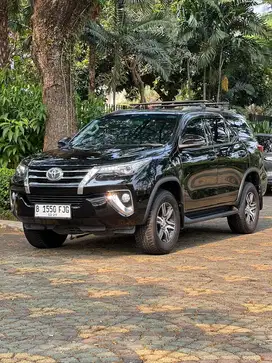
236;168;263;210
143;177;184;225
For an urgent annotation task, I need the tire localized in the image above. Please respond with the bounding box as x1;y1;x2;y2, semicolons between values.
228;182;260;234
135;190;180;255
23;227;67;249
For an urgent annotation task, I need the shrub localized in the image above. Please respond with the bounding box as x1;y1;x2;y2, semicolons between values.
0;60;46;168
0;168;15;211
76;94;106;129
250;120;272;134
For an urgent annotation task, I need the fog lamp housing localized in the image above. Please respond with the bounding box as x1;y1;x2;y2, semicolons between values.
10;191;17;211
106;190;134;217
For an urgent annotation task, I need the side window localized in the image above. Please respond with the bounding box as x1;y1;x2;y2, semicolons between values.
205;117;230;144
182;118;208;145
224;115;254;140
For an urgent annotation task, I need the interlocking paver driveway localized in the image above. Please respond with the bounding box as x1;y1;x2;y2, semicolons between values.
1;196;272;363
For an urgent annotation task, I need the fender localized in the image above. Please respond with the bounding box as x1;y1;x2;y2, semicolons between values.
235;167;263;210
143;176;184;224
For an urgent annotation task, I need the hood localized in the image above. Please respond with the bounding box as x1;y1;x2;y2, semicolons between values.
27;145;166;168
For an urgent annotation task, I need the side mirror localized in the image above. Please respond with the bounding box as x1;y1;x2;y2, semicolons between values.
179;135;206;150
58;137;71;149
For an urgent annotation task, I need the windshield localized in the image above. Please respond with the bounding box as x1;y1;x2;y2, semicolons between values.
70;114;178;149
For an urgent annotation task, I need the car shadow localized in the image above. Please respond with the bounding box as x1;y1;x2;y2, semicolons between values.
61;214;271;256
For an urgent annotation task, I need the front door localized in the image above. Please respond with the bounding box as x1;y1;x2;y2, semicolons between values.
203;116;248;204
180;116;218;212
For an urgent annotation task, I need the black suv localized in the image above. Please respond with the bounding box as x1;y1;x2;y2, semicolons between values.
10;101;267;254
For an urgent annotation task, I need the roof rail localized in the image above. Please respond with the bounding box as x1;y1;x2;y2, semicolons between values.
130;100;230;110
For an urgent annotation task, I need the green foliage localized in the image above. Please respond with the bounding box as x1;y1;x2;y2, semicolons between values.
250;120;272;134
0;61;46;168
0;168;15;211
76;94;106;128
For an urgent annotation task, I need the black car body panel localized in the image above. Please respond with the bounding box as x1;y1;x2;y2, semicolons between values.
256;134;272;187
10;108;267;235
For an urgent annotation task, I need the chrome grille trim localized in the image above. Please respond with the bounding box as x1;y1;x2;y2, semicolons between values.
28;167;91;192
29;183;79;188
29;175;83;180
29;169;88;174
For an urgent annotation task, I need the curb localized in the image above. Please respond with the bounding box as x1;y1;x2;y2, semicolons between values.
0;220;23;232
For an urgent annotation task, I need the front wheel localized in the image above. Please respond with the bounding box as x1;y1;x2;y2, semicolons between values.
23;228;67;249
135;190;180;255
228;182;260;234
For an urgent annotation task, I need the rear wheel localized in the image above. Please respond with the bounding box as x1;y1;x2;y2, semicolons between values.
135;190;180;255
228;182;260;234
23;228;67;249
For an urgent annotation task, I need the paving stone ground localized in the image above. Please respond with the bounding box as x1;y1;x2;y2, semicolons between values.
0;195;272;363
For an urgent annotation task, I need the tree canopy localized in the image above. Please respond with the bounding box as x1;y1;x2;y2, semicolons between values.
0;0;271;164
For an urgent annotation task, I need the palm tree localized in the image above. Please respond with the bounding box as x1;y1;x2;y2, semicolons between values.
215;0;269;102
85;6;173;104
180;0;227;100
84;0;150;98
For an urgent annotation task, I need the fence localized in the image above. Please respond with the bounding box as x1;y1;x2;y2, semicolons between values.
104;104;130;113
248;114;272;124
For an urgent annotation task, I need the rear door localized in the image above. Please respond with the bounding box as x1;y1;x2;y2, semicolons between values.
256;134;272;182
203;115;249;205
180;116;218;212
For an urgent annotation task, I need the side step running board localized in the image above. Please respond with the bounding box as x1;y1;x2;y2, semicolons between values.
184;208;238;225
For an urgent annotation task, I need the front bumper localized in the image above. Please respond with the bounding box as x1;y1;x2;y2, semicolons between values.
10;186;149;235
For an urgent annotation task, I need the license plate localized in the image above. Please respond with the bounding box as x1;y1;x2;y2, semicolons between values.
35;204;71;219
267;171;272;177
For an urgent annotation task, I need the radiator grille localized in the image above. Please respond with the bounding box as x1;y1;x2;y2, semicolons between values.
28;166;90;187
27;194;86;206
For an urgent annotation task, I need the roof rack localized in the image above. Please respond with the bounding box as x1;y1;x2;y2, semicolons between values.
130;100;229;110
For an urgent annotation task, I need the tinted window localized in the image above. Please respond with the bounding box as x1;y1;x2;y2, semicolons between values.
256;135;272;152
182;118;207;144
71;114;178;149
224;114;253;139
204;117;229;144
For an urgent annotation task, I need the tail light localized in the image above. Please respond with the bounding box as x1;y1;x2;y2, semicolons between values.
257;145;264;152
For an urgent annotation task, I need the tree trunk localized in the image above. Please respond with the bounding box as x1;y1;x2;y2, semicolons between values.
130;63;146;103
0;0;9;68
187;58;191;98
208;65;212;100
217;48;224;103
203;67;207;101
89;43;96;94
32;0;93;151
138;81;146;104
89;2;101;94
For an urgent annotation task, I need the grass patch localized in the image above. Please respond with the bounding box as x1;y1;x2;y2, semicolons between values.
0;207;17;221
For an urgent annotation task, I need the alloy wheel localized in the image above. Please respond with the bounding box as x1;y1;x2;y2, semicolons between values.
156;202;176;244
245;192;257;225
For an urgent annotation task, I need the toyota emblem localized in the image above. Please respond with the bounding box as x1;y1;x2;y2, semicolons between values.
46;168;63;182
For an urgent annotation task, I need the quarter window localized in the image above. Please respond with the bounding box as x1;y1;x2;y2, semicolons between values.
224;115;254;140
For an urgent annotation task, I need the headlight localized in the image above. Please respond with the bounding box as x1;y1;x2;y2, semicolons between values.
265;156;272;161
78;159;151;194
97;159;151;176
15;162;28;179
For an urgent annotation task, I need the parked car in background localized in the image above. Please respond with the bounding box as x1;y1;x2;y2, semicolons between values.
256;133;272;190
